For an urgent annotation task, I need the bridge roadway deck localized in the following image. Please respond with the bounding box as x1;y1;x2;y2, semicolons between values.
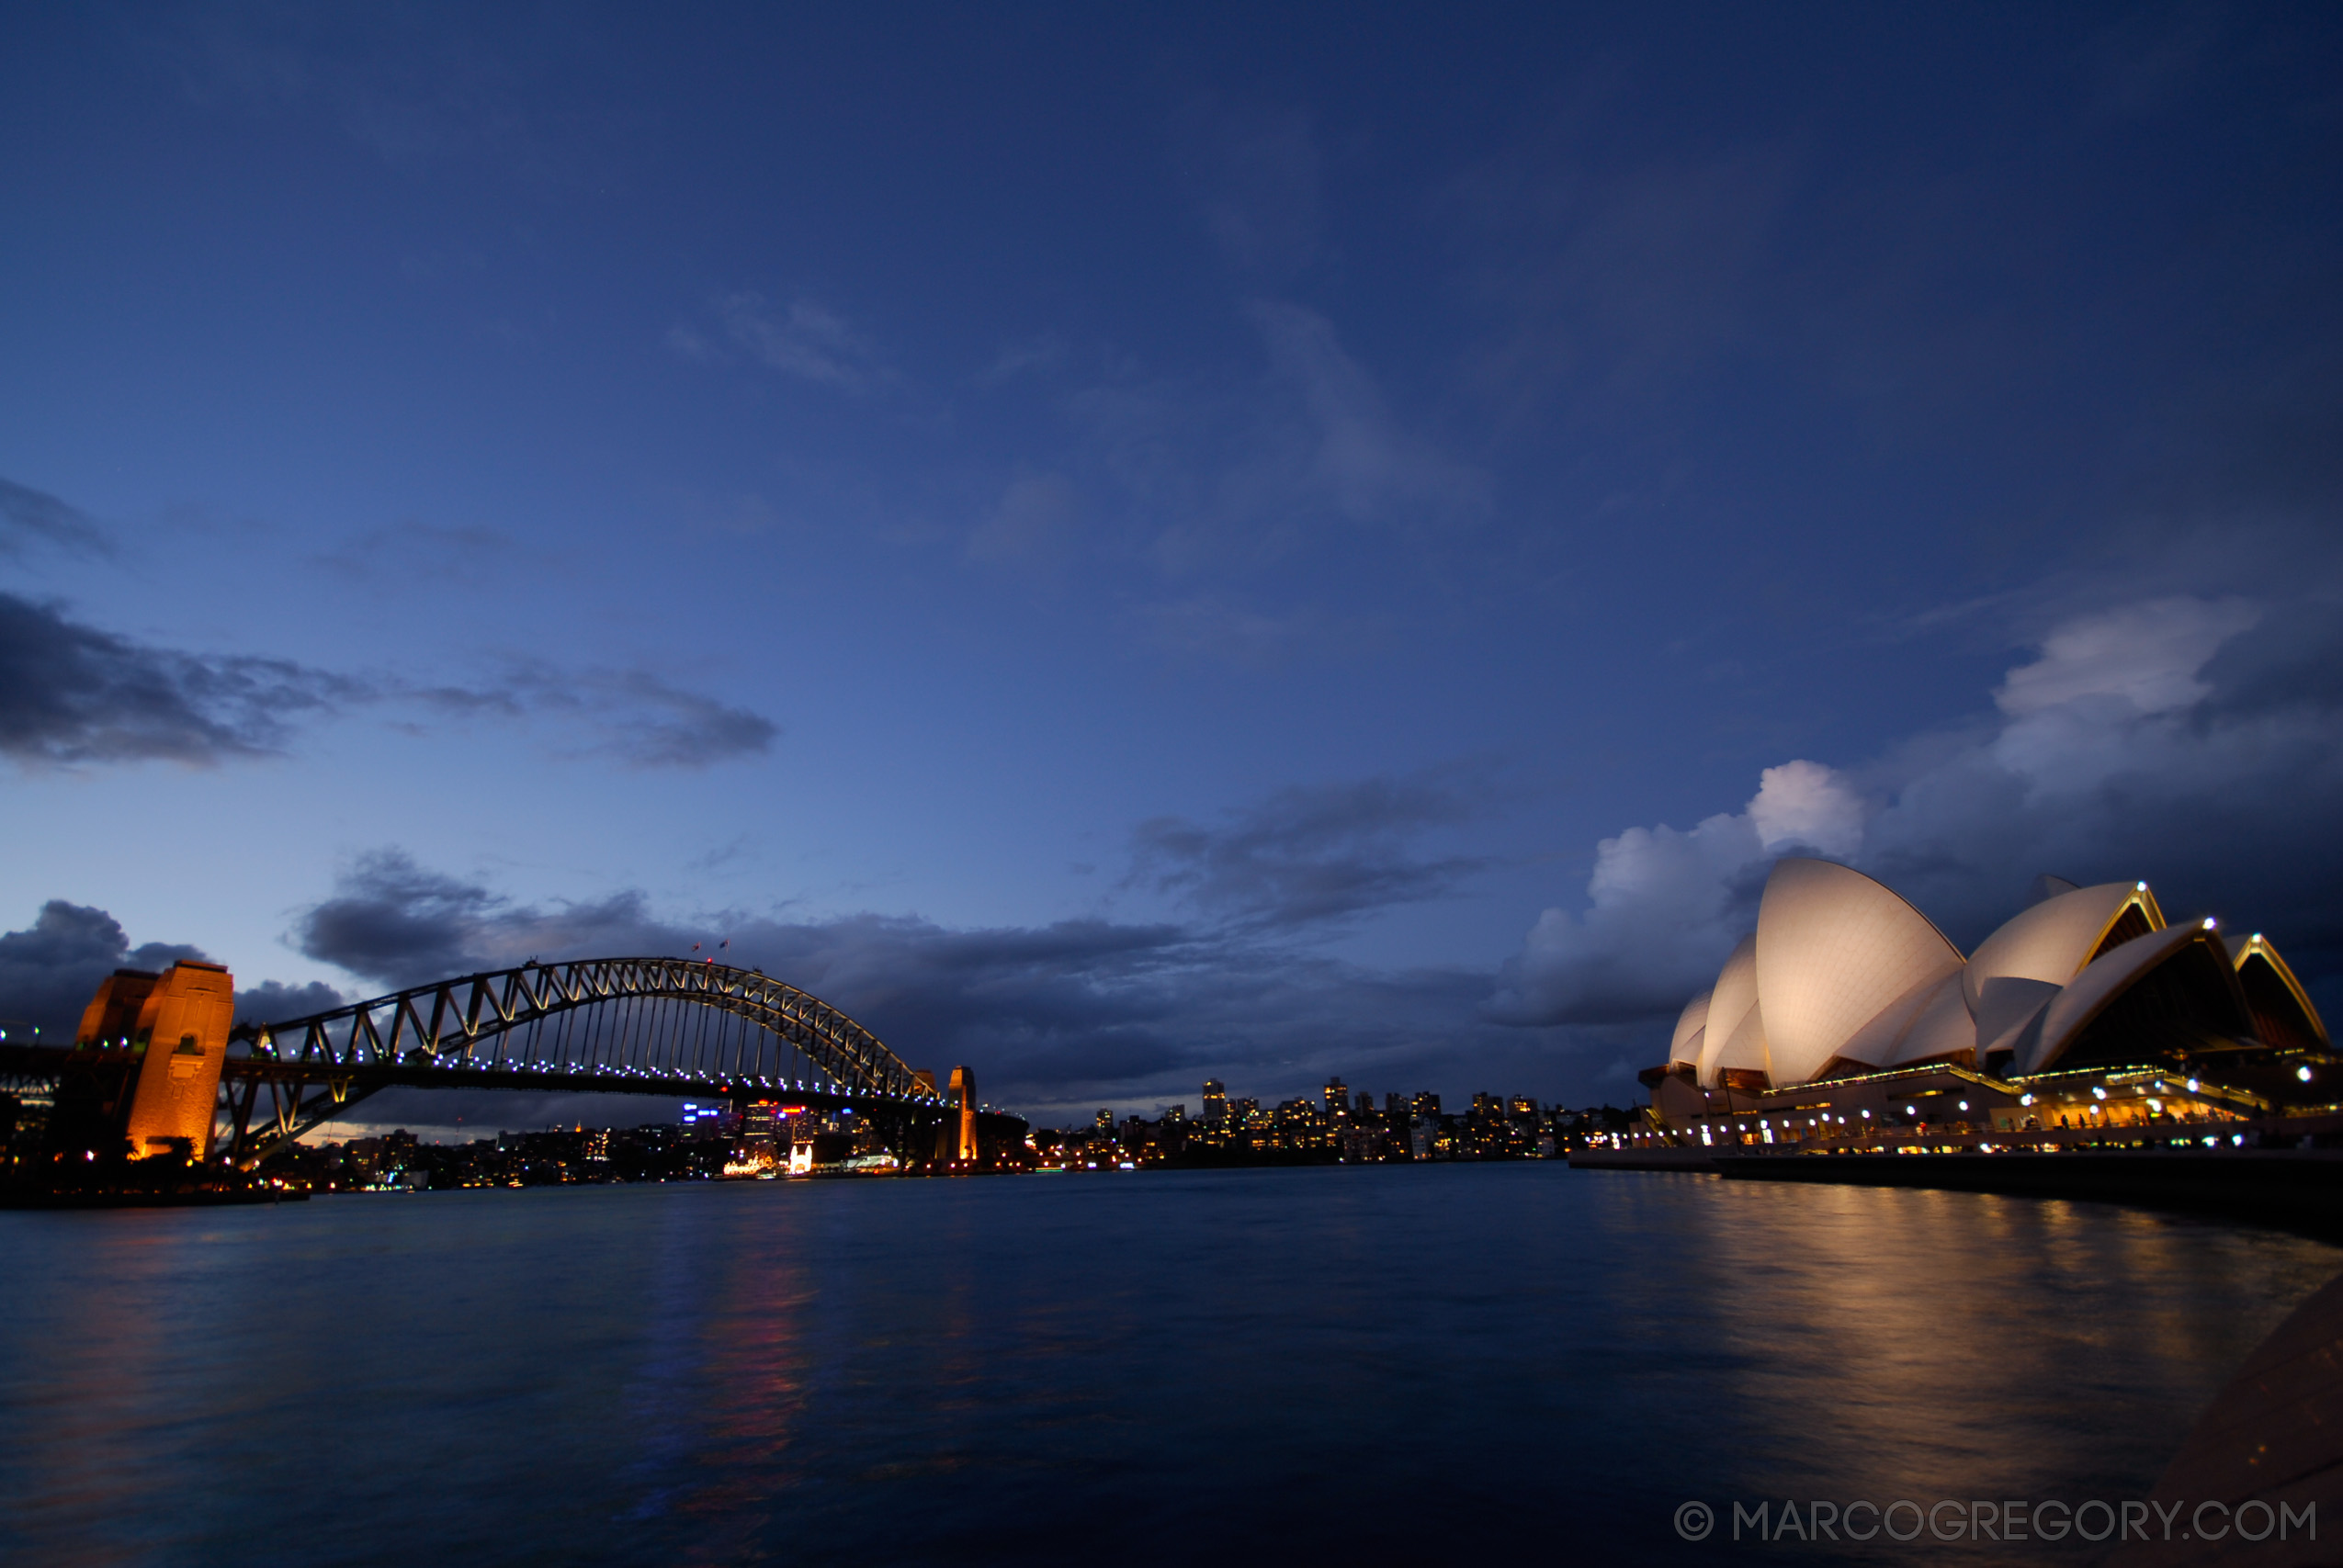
0;1043;945;1115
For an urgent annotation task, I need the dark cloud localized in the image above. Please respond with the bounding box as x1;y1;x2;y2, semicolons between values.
1129;773;1491;932
0;900;211;1042
0;477;109;558
0;592;359;766
232;978;347;1026
544;669;777;769
363;664;777;768
294;850;658;989
284;847;1575;1123
0;590;774;772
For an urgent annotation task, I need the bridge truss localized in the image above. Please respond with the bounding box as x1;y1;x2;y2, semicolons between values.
207;957;940;1166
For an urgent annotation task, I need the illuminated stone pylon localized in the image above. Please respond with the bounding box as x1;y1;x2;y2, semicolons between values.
76;961;235;1159
948;1065;978;1163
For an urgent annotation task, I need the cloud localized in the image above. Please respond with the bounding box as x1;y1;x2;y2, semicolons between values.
280;838;1569;1124
294;850;659;990
1134;595;1334;667
1172;96;1323;276
1058;304;1487;590
977;333;1069;385
662;324;721;364
0;592;360;767
0;477;109;558
1743;759;1866;859
708;293;893;392
140;6;585;190
2081;5;2223;120
1451;120;1793;416
1991;596;2259;719
305;520;511;580
0;589;774;773
1244;300;1488;525
1129;773;1490;933
1487;758;1865;1026
0;900;211;1042
1493;591;2343;1032
233;978;347;1025
413;664;777;768
966;472;1082;564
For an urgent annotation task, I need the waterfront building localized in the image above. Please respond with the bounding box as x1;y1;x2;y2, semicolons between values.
1202;1080;1228;1126
1637;860;2334;1149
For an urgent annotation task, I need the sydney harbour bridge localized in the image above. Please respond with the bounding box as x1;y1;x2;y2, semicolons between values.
0;955;1017;1171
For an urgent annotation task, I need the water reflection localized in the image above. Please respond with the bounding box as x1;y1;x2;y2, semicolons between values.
0;1168;2331;1566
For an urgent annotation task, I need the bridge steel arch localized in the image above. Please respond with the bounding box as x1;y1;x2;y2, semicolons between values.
215;957;940;1166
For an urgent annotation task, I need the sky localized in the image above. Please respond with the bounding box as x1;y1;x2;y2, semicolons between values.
3;2;2340;1132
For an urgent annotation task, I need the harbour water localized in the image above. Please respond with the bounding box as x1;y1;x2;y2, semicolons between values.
2;1165;2334;1565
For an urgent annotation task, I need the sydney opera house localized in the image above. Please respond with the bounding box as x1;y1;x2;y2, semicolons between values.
1636;860;2334;1149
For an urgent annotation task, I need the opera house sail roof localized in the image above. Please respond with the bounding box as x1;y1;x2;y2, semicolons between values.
1653;859;2330;1100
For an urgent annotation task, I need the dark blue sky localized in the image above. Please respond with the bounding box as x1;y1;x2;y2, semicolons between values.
4;3;2339;1126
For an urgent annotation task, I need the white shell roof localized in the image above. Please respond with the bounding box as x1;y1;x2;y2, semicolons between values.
1885;971;1981;1068
2022;924;2229;1075
1974;977;2061;1062
2228;932;2331;1047
1754;858;1965;1087
1714;998;1771;1078
1698;935;1760;1086
1963;882;2141;1014
1669;987;1713;1066
1834;968;1974;1070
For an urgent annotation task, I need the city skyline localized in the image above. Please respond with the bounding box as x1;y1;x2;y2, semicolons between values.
4;6;2341;1129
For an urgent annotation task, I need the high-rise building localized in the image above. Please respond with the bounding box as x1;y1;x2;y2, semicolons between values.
1411;1091;1442;1121
680;1101;735;1137
1323;1077;1348;1118
1095;1108;1115;1134
1202;1079;1228;1126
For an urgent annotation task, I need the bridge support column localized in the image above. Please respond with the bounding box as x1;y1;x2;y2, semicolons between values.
74;962;236;1160
949;1066;978;1163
